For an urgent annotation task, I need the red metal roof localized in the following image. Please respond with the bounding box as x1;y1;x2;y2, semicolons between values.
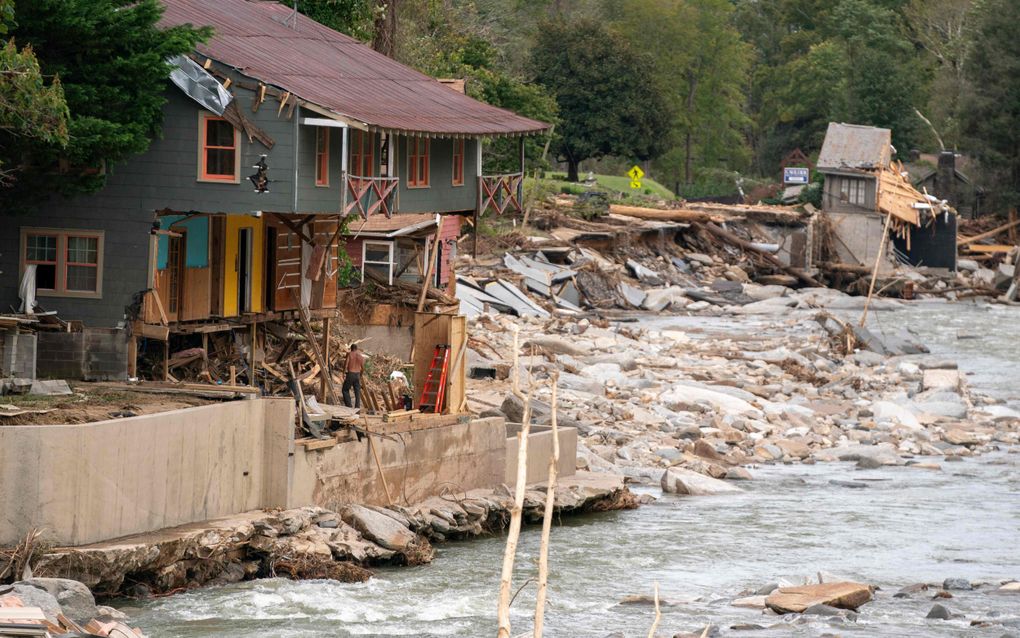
160;0;550;137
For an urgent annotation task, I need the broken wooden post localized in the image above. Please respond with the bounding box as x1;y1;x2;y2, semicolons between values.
364;417;395;505
497;387;532;638
533;373;560;638
249;322;257;387
417;217;445;312
320;316;331;399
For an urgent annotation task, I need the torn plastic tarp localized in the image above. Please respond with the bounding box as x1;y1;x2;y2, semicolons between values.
169;55;232;115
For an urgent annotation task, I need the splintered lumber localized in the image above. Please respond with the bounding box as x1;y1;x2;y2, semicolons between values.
957;218;1020;246
497;389;532;638
296;305;340;403
418;217;445;312
696;221;824;288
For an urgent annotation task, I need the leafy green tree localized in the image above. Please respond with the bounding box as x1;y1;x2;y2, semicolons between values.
2;0;208;212
532;18;673;182
0;0;68;188
282;0;374;40
962;0;1020;209
610;0;751;186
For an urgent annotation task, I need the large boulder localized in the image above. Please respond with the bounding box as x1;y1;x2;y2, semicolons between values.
660;385;761;418
660;467;743;496
341;505;417;552
765;582;873;614
15;578;98;626
1;585;63;623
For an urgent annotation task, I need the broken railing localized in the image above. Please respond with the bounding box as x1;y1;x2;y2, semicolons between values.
343;174;399;218
477;172;524;216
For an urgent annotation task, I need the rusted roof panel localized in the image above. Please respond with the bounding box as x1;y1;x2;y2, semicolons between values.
817;123;892;171
159;0;549;137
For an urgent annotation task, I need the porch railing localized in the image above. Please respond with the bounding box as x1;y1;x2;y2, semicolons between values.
343;174;399;219
477;172;524;217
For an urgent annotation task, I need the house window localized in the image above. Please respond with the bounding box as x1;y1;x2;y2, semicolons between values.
408;137;430;188
315;127;330;186
199;113;239;182
349;130;375;177
452;138;465;186
839;177;867;207
21;228;104;298
362;241;394;284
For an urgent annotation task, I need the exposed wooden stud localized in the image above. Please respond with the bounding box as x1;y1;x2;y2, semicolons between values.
127;336;138;378
277;91;291;117
253;83;266;113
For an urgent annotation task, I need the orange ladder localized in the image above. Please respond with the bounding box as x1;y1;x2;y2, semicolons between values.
418;344;451;414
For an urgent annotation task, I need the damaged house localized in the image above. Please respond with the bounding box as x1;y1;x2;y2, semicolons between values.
817;122;957;272
0;0;547;380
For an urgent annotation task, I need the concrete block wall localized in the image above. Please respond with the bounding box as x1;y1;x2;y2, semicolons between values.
83;328;129;381
34;329;128;380
0;398;295;546
0;332;37;379
34;332;85;380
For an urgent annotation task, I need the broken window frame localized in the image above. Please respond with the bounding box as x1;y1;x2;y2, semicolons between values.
315;127;330;187
198;112;240;183
362;240;394;285
20;228;104;299
407;137;430;188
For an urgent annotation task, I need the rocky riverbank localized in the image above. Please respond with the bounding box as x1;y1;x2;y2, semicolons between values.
28;472;634;600
465;288;1020;491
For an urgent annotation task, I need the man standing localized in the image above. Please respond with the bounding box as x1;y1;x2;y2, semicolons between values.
342;343;366;409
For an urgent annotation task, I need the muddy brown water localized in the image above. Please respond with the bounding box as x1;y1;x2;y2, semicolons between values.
125;301;1020;637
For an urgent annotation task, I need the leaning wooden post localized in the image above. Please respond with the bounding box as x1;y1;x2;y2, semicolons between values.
859;210;895;327
497;388;532;638
533;373;560;637
320;316;331;399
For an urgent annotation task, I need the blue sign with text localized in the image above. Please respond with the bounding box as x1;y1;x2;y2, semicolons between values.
784;167;810;185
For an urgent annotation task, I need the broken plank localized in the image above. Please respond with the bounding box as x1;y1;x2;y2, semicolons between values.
957;218;1020;246
296;437;337;451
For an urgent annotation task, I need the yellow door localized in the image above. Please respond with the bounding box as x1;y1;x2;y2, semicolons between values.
223;215;264;317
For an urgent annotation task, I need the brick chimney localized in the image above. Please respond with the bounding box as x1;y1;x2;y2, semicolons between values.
937;151;956;203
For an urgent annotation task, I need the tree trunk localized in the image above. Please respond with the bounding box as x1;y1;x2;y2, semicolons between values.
372;0;397;57
567;159;579;182
684;131;693;185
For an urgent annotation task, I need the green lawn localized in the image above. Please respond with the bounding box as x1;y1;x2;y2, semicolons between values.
544;172;675;199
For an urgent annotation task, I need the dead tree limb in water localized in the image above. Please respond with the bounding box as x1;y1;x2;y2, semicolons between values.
497;388;532;638
533;373;560;637
647;583;661;638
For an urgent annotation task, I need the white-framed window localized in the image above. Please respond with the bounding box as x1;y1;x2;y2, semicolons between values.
362;240;394;284
20;228;104;298
839;177;867;206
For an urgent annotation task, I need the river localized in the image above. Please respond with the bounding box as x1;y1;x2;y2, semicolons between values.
125;301;1020;637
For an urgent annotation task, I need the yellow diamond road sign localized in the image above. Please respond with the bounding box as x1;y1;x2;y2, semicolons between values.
628;165;644;189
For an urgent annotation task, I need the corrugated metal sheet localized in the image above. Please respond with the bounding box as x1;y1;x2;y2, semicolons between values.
817;123;892;171
159;0;550;137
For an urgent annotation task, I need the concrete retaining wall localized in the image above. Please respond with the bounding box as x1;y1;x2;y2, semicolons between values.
290;417;507;509
0;332;36;379
0;398;294;546
505;425;578;485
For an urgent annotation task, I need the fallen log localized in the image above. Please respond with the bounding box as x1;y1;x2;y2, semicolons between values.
608;204;718;223
816;262;873;276
695;221;825;288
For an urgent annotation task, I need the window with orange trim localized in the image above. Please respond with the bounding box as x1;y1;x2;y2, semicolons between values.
408;137;430;188
348;130;375;177
452;138;465;186
200;115;238;182
315;127;330;186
